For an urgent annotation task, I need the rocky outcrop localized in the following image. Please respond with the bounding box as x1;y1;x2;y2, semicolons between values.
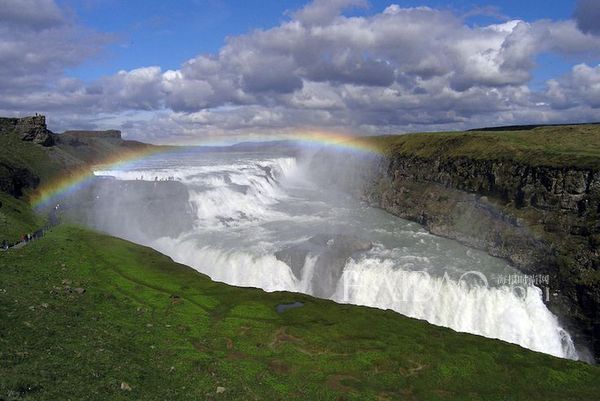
275;234;373;298
363;154;600;361
377;156;600;214
0;162;39;197
0;115;55;146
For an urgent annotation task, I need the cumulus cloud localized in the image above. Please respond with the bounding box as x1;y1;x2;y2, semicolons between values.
1;0;600;142
574;0;600;35
292;0;368;25
545;64;600;109
97;67;165;110
0;0;110;96
0;0;65;29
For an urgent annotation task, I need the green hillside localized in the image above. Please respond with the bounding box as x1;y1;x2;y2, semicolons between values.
0;129;166;243
1;123;599;399
1;225;598;400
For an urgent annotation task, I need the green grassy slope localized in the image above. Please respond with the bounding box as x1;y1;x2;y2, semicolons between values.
0;132;166;243
0;193;44;243
0;131;169;187
1;225;599;400
366;124;600;168
0;135;55;242
0;135;65;183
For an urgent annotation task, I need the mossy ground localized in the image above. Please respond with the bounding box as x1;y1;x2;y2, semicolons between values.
0;135;65;183
365;124;600;169
0;131;165;242
0;193;44;243
1;225;599;400
2;124;600;399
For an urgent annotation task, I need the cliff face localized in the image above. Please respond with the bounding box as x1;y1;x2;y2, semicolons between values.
0;162;40;197
0;115;160;200
381;156;599;213
364;154;600;361
0;116;53;197
0;115;55;146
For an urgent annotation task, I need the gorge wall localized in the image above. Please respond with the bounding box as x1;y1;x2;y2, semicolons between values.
306;139;599;362
360;154;600;361
0;163;39;197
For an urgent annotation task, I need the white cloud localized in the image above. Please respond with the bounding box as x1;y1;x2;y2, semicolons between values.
292;0;368;25
1;0;600;142
0;0;110;94
545;64;600;109
0;0;65;29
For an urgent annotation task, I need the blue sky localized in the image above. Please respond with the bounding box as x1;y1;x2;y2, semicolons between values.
63;0;579;82
2;0;599;142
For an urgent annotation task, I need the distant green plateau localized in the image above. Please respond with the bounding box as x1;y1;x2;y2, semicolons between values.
366;124;600;169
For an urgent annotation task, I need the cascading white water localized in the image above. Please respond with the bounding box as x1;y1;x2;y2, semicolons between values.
92;147;579;360
153;241;299;292
186;159;295;226
332;257;578;359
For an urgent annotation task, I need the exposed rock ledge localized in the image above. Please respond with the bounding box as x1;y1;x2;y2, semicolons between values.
275;234;373;298
0;115;55;146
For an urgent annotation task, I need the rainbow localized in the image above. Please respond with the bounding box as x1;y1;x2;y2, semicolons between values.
30;144;178;209
290;131;385;155
30;131;384;209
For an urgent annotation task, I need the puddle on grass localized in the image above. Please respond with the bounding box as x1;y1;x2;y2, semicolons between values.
276;302;304;314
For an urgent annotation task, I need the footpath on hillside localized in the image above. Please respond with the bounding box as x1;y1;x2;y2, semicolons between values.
1;206;60;251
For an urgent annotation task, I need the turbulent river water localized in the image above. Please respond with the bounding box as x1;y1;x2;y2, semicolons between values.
92;146;578;360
